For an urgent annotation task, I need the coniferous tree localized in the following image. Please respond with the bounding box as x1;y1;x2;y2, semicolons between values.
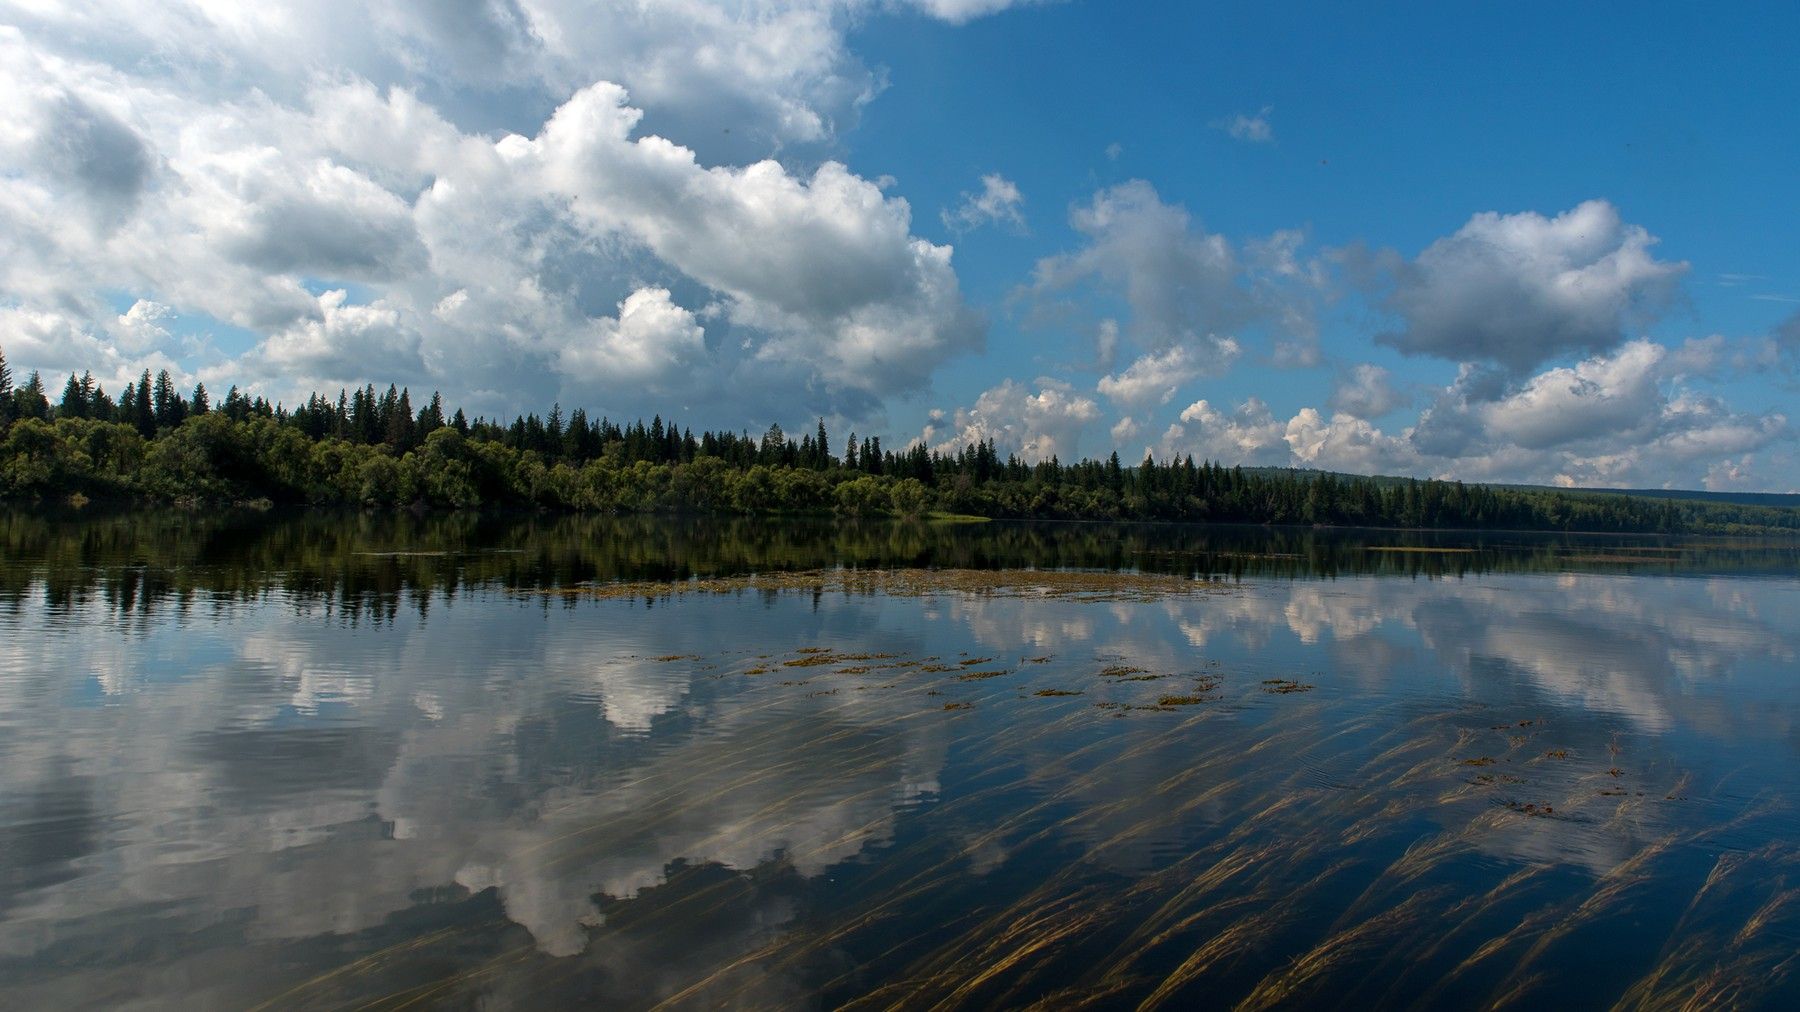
15;371;50;422
117;380;137;428
419;392;445;436
152;369;176;428
132;370;154;436
0;346;12;427
59;373;87;419
386;387;414;447
223;385;250;421
90;382;114;419
191;382;209;415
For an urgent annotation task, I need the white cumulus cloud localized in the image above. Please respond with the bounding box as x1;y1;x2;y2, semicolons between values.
922;378;1101;462
1375;199;1687;371
0;3;996;425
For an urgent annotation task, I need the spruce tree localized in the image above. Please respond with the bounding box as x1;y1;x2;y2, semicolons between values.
133;370;154;436
191;382;209;415
60;373;86;419
386;387;413;447
152;369;176;427
17;371;50;421
0;346;12;427
419;392;445;435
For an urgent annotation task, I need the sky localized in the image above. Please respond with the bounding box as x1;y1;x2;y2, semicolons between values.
1;0;1796;490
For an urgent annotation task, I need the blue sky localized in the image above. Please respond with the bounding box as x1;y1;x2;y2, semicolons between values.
1;0;1796;489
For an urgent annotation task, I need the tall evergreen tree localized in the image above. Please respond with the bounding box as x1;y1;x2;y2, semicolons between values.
132;370;154;435
59;373;87;419
0;345;12;427
16;371;50;422
191;382;209;415
385;387;414;447
419;392;445;435
152;369;176;427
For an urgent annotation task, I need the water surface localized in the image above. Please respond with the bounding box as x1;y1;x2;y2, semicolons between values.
2;511;1798;1008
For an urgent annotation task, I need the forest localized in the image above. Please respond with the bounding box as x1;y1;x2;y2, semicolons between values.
3;354;1797;535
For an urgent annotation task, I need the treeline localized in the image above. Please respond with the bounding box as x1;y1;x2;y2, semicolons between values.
2;352;1797;534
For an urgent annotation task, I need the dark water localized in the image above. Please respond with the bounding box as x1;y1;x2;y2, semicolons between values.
2;510;1799;1009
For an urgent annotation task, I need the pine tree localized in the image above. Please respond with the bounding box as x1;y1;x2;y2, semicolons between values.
191;382;209;415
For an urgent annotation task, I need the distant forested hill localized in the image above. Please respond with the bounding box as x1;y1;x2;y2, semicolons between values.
1240;467;1800;511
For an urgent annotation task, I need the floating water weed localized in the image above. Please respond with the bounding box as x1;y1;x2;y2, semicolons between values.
560;567;1236;603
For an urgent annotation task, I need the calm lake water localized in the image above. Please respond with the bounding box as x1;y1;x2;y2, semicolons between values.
3;511;1799;1009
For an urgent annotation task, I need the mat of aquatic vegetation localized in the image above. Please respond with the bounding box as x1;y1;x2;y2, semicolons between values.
547;567;1237;603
